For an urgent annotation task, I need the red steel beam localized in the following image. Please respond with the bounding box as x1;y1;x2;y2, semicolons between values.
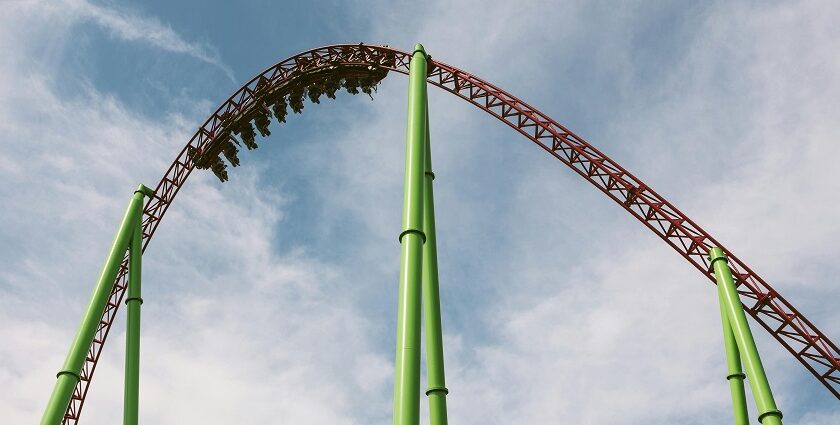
59;43;840;423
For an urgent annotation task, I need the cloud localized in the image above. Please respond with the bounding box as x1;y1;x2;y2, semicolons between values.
308;0;840;423
64;0;236;82
0;3;385;424
1;0;838;424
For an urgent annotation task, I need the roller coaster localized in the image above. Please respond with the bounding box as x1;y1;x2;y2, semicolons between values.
39;43;839;425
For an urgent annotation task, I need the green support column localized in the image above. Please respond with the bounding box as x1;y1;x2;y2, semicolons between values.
422;105;449;425
710;247;783;425
718;291;749;425
41;184;153;425
123;206;144;425
392;43;428;425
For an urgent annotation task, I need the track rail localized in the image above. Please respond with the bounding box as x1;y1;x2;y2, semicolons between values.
61;43;840;423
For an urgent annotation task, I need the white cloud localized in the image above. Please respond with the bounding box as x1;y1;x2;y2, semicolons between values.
0;3;386;424
41;0;236;82
313;0;840;423
1;0;838;424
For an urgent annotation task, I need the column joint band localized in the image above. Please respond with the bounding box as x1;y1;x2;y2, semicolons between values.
425;386;449;396
398;228;426;243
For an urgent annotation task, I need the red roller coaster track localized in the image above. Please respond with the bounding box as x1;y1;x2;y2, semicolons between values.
60;43;840;423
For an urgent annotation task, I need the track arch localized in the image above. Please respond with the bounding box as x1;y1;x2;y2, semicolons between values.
61;43;840;423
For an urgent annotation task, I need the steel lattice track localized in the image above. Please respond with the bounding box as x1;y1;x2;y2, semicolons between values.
61;44;840;423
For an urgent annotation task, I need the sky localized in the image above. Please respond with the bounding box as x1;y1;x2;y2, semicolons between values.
1;0;838;423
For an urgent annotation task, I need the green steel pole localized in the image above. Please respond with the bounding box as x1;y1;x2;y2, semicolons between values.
718;291;749;425
41;184;154;425
709;247;783;425
393;43;428;425
421;104;449;425
124;211;144;425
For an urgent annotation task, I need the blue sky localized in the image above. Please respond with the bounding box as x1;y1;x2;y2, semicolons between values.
1;0;839;423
